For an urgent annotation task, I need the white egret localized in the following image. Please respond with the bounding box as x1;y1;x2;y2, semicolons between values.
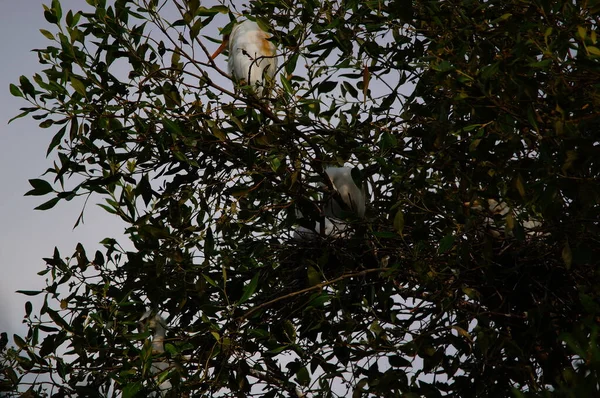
293;166;367;240
140;310;172;396
324;166;367;219
212;20;278;97
293;217;350;240
467;199;545;238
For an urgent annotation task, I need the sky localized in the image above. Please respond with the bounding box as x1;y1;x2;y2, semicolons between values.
0;1;128;337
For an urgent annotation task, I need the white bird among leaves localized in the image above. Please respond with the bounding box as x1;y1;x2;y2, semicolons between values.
294;166;367;240
212;19;278;97
140;310;172;397
323;166;367;219
467;199;545;238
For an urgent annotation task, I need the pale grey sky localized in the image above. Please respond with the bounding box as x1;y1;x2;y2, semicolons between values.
0;1;127;337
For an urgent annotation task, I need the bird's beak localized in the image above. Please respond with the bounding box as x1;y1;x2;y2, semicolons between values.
211;39;228;59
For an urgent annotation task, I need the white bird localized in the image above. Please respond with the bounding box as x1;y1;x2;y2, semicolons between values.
467;199;545;238
212;20;278;97
140;311;172;396
293;217;350;240
324;166;367;219
293;167;367;240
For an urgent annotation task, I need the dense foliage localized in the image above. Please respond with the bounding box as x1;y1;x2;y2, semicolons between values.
2;0;600;397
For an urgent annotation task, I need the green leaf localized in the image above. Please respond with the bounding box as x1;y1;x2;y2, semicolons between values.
13;334;27;349
318;81;337;94
376;92;396;111
285;52;299;75
370;320;384;336
39;119;54;128
527;106;539;132
70;77;86;96
515;174;526;197
19;76;35;97
438;234;455;254
280;75;293;94
25;179;54;196
587;46;600;56
16;290;42;296
35;197;60;211
306;293;330;308
379;131;397;150
8;110;31;124
47;125;67;156
162;118;182;135
389;355;412;367
462;287;480;300
204;228;214;257
94;250;105;266
9;84;23;98
188;0;200;14
39;29;55;40
296;366;310;387
238;272;260;304
44;9;58;24
307;265;321;286
197;5;228;16
342;81;358;98
46;308;71;331
122;382;142;398
283;320;296;343
393;210;404;235
202;274;217;287
269;156;281;172
51;0;62;21
138;175;153;206
25;301;33;317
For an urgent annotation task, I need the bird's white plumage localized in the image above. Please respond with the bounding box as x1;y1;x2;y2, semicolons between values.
468;199;546;238
140;311;172;396
324;167;366;219
293;217;350;240
293;167;366;240
216;20;278;97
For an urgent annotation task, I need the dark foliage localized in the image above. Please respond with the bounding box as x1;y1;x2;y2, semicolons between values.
2;0;600;397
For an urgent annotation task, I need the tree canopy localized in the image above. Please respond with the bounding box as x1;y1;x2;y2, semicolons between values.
2;0;600;397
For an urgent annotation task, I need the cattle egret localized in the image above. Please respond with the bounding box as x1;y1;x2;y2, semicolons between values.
293;167;367;240
467;199;546;238
324;167;367;219
140;311;172;397
293;217;350;240
212;20;278;97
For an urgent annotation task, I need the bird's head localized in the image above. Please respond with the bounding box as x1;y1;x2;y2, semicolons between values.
211;21;236;59
139;309;168;334
211;35;230;59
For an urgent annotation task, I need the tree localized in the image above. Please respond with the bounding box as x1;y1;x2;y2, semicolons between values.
2;0;600;396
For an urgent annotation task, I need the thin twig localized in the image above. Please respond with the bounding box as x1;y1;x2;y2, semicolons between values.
240;267;390;320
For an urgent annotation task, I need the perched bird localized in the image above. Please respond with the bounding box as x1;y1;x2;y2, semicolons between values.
140;310;172;397
293;167;367;240
212;19;278;97
293;217;350;240
324;166;367;219
467;199;545;238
